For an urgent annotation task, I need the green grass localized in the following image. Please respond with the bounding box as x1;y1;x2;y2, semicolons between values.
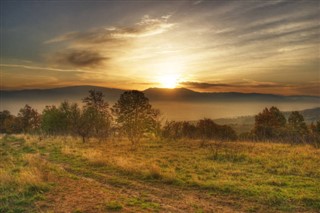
53;138;320;212
1;135;319;212
0;135;51;213
127;197;160;210
105;201;123;211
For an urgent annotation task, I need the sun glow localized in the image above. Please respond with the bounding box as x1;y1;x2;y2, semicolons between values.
155;60;184;88
158;74;179;88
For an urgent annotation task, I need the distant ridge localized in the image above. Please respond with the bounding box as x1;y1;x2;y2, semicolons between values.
143;87;319;102
2;85;320;103
1;86;320;118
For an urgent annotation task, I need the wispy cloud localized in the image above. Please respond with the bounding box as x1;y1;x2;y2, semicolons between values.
0;63;96;73
45;15;174;69
53;50;109;68
45;15;174;44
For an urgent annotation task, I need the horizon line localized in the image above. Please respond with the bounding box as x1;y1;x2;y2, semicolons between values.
1;84;320;98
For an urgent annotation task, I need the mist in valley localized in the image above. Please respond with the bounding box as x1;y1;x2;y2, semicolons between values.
2;99;320;121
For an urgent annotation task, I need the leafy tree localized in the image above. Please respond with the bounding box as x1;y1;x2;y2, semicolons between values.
181;121;197;139
197;118;237;141
218;125;237;141
0;110;12;133
3;116;22;134
41;105;64;135
309;120;320;148
41;102;78;136
82;90;112;140
253;106;286;140
76;106;98;143
314;120;320;133
197;118;219;141
83;90;109;113
0;110;22;134
68;103;81;135
162;121;183;140
18;105;40;134
112;90;160;146
288;111;308;135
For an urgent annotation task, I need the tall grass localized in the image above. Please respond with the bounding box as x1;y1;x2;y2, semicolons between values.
53;137;320;211
0;135;51;212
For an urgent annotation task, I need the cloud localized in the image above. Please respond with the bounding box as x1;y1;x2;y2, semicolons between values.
193;0;203;5
45;15;174;70
45;15;174;44
53;49;109;67
0;63;98;73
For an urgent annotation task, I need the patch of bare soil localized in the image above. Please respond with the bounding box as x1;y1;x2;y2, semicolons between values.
35;163;250;213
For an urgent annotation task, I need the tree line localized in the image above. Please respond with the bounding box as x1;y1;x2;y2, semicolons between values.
1;90;320;147
0;90;160;145
248;106;320;147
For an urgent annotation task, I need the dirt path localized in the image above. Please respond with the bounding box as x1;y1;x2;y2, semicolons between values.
35;160;245;212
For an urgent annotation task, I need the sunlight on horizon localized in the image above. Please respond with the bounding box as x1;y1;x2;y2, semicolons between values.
158;74;180;88
154;60;184;88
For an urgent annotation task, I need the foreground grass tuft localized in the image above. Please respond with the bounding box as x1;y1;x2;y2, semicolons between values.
105;201;123;211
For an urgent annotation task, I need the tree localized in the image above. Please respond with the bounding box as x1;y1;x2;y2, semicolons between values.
162;121;183;140
197;118;237;141
41;105;65;135
76;106;98;143
112;90;160;146
197;118;219;140
310;120;320;135
18;105;40;134
83;90;109;113
0;110;22;134
253;106;286;140
288;111;308;135
218;125;237;141
309;120;320;148
0;110;12;133
181;121;197;139
82;90;112;140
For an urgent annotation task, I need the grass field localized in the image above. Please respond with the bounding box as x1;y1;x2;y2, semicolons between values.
1;135;319;212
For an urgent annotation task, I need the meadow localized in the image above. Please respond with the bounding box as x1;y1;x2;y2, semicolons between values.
1;134;319;212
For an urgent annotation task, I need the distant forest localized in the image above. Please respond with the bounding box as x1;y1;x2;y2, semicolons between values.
1;90;320;148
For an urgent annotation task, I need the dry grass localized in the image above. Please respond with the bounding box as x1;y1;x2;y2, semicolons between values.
0;135;52;212
52;138;320;212
2;134;320;212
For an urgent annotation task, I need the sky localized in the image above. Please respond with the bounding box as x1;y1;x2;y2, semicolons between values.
1;0;319;95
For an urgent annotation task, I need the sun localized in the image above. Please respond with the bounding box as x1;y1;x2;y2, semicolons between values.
158;74;179;88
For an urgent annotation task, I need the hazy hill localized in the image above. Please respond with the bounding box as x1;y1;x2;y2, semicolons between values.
1;85;124;102
2;85;319;103
1;86;320;119
144;87;320;102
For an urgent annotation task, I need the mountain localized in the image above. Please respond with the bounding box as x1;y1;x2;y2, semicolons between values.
2;85;320;103
144;87;320;102
1;86;320;119
1;85;124;102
